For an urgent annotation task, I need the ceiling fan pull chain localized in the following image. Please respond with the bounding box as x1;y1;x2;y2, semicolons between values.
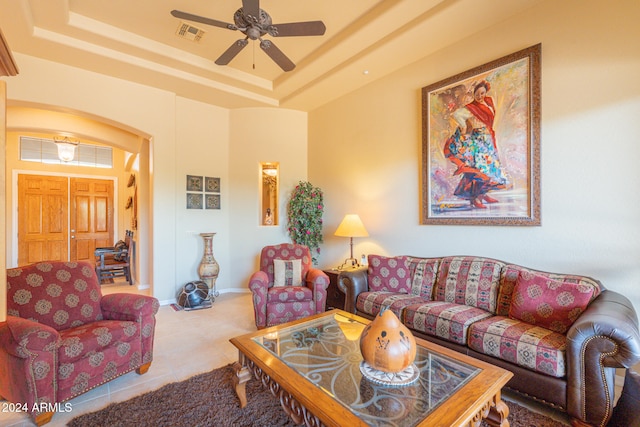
253;41;256;69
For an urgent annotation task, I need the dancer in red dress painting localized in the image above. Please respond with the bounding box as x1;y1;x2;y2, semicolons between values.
443;80;508;208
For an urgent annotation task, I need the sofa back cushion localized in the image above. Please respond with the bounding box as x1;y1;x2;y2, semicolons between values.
367;255;411;293
509;272;595;334
496;264;602;317
6;261;104;331
406;257;439;300
434;256;504;313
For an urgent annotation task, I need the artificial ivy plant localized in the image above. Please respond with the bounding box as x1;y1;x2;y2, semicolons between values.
287;181;324;264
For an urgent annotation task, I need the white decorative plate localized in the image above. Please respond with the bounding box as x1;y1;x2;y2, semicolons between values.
359;361;419;387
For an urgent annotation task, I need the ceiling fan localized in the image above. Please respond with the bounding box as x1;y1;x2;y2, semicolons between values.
171;0;326;72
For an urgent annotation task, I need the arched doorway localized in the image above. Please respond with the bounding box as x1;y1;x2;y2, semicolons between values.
5;102;152;295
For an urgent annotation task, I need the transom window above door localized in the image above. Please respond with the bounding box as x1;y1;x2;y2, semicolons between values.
20;136;113;168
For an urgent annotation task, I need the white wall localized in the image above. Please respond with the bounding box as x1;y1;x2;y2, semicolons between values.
309;0;640;314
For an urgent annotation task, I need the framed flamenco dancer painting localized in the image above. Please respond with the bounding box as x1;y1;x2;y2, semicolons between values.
421;44;541;225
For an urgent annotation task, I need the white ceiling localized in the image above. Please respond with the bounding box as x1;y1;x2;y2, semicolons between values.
0;0;541;111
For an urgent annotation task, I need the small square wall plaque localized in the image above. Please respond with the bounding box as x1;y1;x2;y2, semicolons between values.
205;177;220;193
186;175;203;192
187;193;203;209
206;194;221;210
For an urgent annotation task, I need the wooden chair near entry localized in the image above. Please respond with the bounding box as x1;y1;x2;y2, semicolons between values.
95;230;133;285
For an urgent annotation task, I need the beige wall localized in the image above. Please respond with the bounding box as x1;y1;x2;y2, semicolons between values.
1;81;6;322
309;0;640;314
1;55;311;303
228;108;308;287
2;0;639;314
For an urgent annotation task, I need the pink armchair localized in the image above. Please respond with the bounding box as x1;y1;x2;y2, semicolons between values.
249;244;329;329
0;261;159;426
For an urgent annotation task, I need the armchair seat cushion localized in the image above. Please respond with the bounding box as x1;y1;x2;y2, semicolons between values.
267;286;313;303
468;315;567;377
266;301;317;327
58;320;139;364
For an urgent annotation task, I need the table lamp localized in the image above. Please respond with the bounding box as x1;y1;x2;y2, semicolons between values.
334;214;368;268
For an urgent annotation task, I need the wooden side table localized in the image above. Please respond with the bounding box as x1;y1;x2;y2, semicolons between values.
322;269;344;311
322;267;367;311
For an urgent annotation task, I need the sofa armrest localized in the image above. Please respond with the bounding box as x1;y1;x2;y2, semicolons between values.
566;290;640;426
339;268;369;314
0;316;59;408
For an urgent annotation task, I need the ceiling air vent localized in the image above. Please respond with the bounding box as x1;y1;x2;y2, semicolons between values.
176;22;205;42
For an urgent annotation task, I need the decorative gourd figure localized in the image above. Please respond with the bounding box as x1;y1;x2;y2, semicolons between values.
359;306;417;373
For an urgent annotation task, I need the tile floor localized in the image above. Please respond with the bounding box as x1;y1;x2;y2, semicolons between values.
0;281;631;427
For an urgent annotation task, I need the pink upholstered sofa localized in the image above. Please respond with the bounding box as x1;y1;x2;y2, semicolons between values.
249;244;329;329
0;261;159;425
340;255;640;427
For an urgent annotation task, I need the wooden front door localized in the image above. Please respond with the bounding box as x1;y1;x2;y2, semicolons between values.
17;175;114;266
70;178;114;264
17;175;69;265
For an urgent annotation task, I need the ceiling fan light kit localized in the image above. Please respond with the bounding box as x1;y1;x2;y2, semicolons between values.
171;0;325;71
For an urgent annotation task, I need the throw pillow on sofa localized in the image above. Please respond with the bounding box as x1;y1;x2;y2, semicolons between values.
509;272;595;333
273;259;303;287
367;255;411;293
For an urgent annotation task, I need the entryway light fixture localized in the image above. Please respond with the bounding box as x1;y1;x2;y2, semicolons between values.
334;214;369;268
53;136;79;162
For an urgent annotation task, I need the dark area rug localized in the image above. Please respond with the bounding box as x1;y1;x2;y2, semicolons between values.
67;364;566;427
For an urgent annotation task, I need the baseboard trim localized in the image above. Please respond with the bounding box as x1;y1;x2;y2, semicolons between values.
159;288;250;306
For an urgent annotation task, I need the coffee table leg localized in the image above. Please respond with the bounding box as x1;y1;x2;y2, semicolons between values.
484;393;510;427
233;360;252;408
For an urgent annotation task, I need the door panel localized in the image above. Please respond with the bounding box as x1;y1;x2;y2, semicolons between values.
70;178;114;264
18;175;69;265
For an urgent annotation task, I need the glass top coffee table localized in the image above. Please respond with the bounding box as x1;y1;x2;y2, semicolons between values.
230;310;513;427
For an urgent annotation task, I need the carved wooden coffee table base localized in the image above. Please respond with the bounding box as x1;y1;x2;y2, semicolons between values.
230;310;513;427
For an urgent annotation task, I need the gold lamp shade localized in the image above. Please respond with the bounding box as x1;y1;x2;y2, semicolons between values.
335;214;368;267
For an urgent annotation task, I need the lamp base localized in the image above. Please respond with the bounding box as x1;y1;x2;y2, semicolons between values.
338;257;359;270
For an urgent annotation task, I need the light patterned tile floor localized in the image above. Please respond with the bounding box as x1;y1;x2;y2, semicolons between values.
1;282;632;427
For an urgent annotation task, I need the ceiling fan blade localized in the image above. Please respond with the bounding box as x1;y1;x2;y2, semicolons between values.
215;39;249;65
260;39;295;72
242;0;261;22
171;10;236;30
270;21;326;37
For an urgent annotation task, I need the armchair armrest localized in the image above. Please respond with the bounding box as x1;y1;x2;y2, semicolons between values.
0;316;59;408
101;294;159;365
249;271;270;329
339;268;369;314
306;268;330;290
101;294;159;322
566;290;640;426
0;316;59;357
306;268;329;313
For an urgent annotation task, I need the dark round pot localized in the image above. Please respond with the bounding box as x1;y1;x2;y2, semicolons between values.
177;281;209;308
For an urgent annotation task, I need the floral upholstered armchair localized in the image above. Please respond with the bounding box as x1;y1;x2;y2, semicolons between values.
0;261;159;426
249;244;329;329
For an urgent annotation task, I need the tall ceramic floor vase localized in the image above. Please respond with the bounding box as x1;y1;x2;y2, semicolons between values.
198;232;220;301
